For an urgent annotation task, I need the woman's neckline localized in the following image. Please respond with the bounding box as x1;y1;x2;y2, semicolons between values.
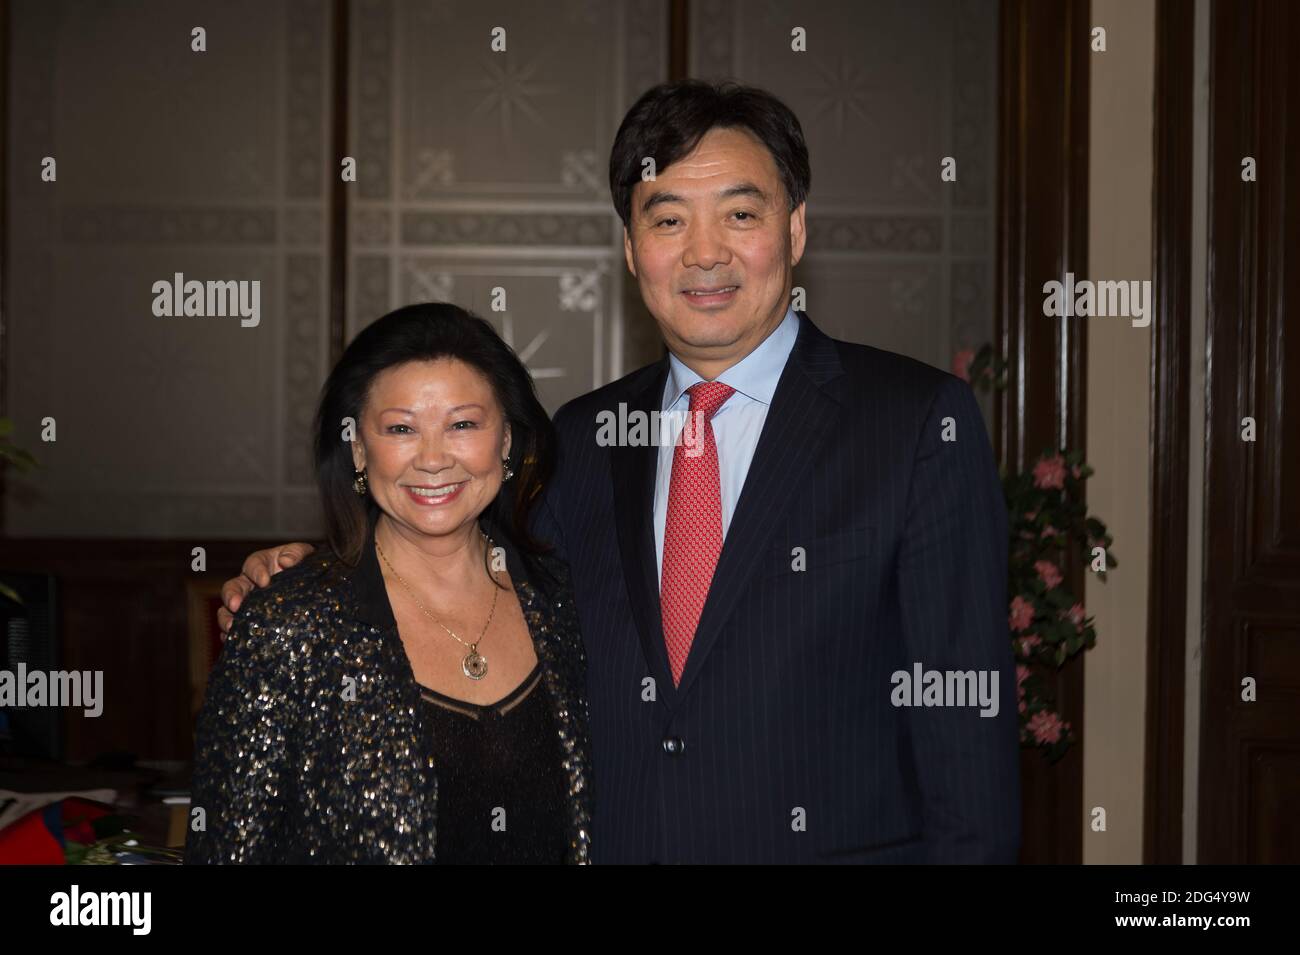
417;659;544;718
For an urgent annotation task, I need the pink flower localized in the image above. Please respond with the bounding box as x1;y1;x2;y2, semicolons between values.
1017;635;1042;656
1033;453;1067;490
1065;602;1085;628
952;347;976;382
1034;559;1063;590
1024;509;1039;521
1009;596;1035;632
1040;525;1059;539
1027;710;1065;745
1071;465;1082;479
1016;664;1031;690
1018;700;1028;714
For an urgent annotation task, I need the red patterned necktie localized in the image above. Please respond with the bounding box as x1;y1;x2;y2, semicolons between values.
661;380;736;686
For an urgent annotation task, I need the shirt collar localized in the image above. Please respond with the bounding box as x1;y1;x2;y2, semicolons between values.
662;305;800;411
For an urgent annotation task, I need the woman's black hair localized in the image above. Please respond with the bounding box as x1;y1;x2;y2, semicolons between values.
313;302;556;586
608;79;811;229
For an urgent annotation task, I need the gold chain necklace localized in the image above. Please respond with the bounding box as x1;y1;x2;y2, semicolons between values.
375;530;499;681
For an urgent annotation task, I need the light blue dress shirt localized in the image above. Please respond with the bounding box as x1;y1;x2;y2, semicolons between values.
654;305;801;585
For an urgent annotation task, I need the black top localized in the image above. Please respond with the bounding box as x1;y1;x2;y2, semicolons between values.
184;512;592;865
419;660;570;864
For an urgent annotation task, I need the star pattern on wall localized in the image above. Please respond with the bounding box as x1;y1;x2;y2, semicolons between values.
805;55;883;140
464;53;559;140
499;315;565;381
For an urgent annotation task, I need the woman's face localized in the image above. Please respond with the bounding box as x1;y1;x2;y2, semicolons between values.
351;358;511;543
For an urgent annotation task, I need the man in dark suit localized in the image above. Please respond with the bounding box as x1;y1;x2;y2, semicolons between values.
219;80;1020;863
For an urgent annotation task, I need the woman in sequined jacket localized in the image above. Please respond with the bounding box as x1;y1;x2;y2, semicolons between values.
185;303;592;864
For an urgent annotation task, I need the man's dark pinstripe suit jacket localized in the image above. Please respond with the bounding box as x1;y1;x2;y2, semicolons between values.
533;311;1021;863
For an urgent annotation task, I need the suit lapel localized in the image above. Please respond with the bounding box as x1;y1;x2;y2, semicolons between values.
673;314;844;698
609;359;678;707
607;314;845;704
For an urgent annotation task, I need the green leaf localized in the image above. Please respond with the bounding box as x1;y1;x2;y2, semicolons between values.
1045;588;1074;609
0;446;38;470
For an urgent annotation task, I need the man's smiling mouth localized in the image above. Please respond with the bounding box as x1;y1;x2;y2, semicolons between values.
682;285;739;296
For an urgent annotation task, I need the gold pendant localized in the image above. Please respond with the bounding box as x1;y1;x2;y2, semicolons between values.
462;647;488;680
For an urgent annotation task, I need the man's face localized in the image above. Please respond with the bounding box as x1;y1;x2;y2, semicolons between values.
623;126;806;375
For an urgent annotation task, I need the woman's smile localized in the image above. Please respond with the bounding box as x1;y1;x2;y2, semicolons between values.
402;480;469;505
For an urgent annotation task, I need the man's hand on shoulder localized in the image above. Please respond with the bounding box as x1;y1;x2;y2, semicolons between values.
217;542;317;634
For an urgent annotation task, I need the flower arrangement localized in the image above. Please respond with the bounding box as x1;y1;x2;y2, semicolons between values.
953;345;1116;762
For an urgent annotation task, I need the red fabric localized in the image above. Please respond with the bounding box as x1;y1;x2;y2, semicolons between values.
660;381;735;686
0;810;64;865
0;796;114;864
61;797;111;843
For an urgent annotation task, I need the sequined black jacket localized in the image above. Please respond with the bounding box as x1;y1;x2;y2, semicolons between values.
185;520;592;864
